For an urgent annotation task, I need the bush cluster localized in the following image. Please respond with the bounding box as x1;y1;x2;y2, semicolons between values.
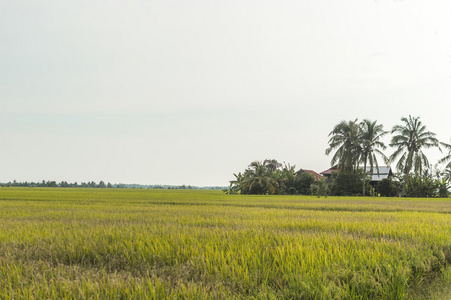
227;159;315;195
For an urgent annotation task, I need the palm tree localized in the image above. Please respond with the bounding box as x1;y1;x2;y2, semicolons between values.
432;164;444;180
438;139;451;171
438;140;451;185
443;167;451;183
263;159;282;173
243;161;278;195
279;165;299;195
227;172;245;194
389;115;440;197
359;119;388;196
325;119;361;174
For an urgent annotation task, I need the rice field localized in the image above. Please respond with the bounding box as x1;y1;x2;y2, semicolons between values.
0;188;450;299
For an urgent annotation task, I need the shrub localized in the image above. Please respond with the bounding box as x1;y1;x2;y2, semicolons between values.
376;178;400;197
329;170;369;196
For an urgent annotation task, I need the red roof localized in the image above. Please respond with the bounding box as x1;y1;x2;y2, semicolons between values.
297;169;323;181
320;166;338;176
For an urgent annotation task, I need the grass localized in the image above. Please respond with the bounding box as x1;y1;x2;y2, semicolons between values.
0;188;450;299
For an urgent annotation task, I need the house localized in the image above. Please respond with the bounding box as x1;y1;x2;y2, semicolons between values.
320;165;339;179
296;169;323;181
364;166;393;184
319;165;393;184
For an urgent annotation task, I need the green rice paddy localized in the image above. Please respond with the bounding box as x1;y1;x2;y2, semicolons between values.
0;188;450;299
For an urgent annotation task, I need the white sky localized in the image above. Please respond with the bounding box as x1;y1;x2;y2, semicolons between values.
1;0;451;186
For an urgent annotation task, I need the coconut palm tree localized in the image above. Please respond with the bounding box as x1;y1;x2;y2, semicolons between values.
443;167;451;183
438;139;451;171
263;159;282;173
243;161;279;195
325;119;361;174
389;115;440;197
359;119;388;196
279;165;299;195
438;141;451;185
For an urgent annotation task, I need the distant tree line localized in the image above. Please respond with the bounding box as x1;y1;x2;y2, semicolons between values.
228;116;451;197
0;180;113;188
0;180;226;190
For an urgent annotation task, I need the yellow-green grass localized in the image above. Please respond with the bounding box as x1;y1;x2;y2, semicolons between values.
0;188;450;299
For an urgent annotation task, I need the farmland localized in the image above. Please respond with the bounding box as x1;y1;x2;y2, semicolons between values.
0;188;450;299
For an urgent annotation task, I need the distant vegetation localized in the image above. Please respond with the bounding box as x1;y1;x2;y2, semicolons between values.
228;116;451;197
227;159;316;195
0;180;225;190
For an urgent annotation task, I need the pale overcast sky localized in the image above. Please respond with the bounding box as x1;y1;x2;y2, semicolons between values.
1;0;450;186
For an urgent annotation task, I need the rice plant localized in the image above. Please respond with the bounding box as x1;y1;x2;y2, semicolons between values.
0;188;450;299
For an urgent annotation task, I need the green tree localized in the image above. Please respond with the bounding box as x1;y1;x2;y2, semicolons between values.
325;119;361;174
359;119;388;196
443;168;451;183
228;159;316;195
405;175;438;198
278;166;315;195
48;181;57;187
263;159;282;173
389;116;440;197
296;172;315;195
227;172;245;194
311;177;329;198
243;161;279;195
376;178;399;197
437;178;449;198
438;139;451;173
329;170;368;196
279;165;299;195
227;159;284;195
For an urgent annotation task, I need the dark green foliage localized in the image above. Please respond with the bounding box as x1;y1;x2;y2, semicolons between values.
296;172;315;195
438;140;451;171
242;160;279;195
437;178;450;198
325;119;362;174
359;119;389;196
227;160;279;195
325;119;388;196
389;116;440;196
48;181;57;187
279;167;298;195
329;170;370;196
405;176;438;198
227;173;245;194
376;178;400;197
311;177;329;198
227;160;315;195
324;116;446;198
403;175;450;198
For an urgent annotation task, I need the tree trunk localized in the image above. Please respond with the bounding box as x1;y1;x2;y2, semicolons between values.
362;160;367;196
401;150;414;197
401;172;408;197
